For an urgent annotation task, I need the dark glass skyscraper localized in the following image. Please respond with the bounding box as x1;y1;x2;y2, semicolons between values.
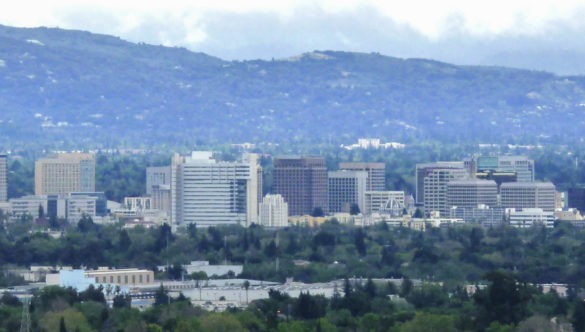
274;157;328;216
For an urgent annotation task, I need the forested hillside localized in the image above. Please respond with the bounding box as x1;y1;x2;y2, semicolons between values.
2;25;585;150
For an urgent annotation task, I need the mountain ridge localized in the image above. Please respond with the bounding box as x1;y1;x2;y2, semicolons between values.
0;25;584;150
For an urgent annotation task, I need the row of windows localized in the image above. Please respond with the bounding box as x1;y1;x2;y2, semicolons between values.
94;273;151;285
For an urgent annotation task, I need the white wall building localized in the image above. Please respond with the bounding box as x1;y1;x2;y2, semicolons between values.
171;151;261;227
507;208;555;228
258;194;289;227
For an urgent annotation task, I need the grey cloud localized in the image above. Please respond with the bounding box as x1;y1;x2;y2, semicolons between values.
53;4;585;75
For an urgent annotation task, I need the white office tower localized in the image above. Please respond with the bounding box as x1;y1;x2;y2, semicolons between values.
171;151;261;227
259;194;289;227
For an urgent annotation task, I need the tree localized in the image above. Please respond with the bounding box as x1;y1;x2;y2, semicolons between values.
243;280;250;304
474;270;533;329
573;300;585;332
400;312;457;332
354;228;366;256
413;208;423;218
154;284;170;306
400;277;414;297
349;203;360;215
311;207;325;217
77;215;95;233
59;316;68;332
112;294;132;309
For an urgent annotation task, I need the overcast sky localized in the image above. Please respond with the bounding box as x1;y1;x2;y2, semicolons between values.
3;0;585;73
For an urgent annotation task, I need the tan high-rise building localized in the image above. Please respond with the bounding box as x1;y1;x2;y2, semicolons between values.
35;153;96;195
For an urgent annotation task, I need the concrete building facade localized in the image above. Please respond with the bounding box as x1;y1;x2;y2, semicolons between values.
447;179;498;209
35;153;95;195
328;170;367;214
415;162;466;206
507;208;555;228
274;157;328;216
258;194;289;227
146;166;171;195
171;151;261;227
10;194;98;223
500;182;556;212
417;163;469;216
338;162;385;191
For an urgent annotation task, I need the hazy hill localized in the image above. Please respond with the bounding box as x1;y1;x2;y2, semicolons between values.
1;24;585;150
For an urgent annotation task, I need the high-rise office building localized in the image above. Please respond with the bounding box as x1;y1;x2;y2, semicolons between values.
338;162;385;191
476;156;535;182
415;162;466;206
328;170;368;213
421;166;469;216
0;154;7;202
447;179;498;209
35;153;95;195
273;157;328;216
170;151;261;227
500;182;556;212
258;194;289;227
146;166;171;195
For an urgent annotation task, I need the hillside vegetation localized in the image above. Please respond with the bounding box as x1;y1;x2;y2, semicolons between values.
1;25;585;149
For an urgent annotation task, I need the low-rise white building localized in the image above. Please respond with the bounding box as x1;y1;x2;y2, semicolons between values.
507;208;555;228
182;261;243;278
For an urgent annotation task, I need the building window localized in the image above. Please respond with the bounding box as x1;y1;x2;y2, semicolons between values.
139;275;143;283
124;275;128;284
95;277;98;283
132;275;136;284
146;275;150;283
110;276;113;283
102;276;106;283
117;276;121;284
